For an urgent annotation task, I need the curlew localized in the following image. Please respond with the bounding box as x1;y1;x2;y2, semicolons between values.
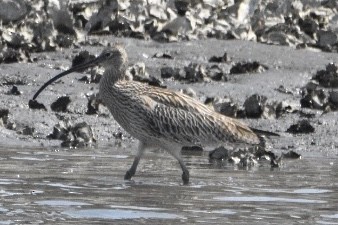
32;44;273;184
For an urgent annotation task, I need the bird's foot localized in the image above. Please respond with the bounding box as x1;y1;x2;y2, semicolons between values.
124;170;133;180
182;171;189;185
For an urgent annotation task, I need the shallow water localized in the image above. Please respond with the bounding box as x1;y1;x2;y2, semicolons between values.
0;144;337;225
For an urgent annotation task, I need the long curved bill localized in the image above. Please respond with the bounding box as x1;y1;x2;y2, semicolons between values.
32;54;104;100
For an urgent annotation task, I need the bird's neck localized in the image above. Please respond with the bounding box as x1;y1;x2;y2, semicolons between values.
102;66;126;85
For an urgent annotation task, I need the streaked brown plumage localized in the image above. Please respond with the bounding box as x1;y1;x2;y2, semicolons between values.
33;44;262;185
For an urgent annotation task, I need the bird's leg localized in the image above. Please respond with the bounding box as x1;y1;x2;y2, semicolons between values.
124;142;146;180
168;149;189;185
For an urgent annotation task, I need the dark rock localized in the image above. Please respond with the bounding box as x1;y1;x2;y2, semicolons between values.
329;91;338;108
213;96;239;117
312;63;338;88
275;101;298;118
50;96;71;112
286;120;315;134
86;94;101;115
79;67;102;84
29;100;47;111
0;109;9;126
160;67;179;79
209;146;229;160
7;86;21;95
209;52;228;63
55;34;75;48
147;76;166;88
48;120;96;148
317;30;338;48
0;47;31;64
47;121;69;141
275;85;293;95
282;150;301;159
0;0;28;24
72;51;96;69
152;52;173;59
6;121;35;136
230;61;268;74
208;65;227;81
20;126;35;136
243;94;267;118
73;122;95;143
174;0;190;16
300;84;327;110
184;63;207;82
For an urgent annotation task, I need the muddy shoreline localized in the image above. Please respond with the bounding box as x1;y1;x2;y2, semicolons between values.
0;36;337;158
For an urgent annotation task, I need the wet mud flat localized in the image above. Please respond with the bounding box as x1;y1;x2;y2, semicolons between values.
0;145;337;224
0;36;338;224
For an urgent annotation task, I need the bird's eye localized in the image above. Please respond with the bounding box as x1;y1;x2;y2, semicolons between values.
104;52;112;57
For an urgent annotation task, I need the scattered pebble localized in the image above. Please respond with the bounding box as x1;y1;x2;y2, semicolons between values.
300;82;327;110
50;96;71;112
209;52;229;63
7;86;21;95
152;52;173;59
86;93;101;115
312;63;338;88
0;109;9;126
286;120;315;134
282;150;302;159
243;94;268;118
209;145;279;168
230;61;268;74
47;120;96;148
212;96;240;117
72;50;96;68
28;100;47;111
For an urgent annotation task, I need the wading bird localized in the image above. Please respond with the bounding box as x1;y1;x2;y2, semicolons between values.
32;44;273;185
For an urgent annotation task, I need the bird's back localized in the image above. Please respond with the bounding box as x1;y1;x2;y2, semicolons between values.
100;79;260;148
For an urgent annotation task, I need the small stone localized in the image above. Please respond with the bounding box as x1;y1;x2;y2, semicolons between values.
213;96;239;117
329;91;338;108
47;121;69;141
73;122;95;143
209;52;228;63
208;65;226;81
7;86;21;95
127;62;148;81
243;94;267;118
312;63;338;88
174;0;189;16
50;96;71;112
180;87;197;98
86;94;101;115
230;61;267;74
0;0;28;24
282;151;301;159
0;109;9;126
300;86;327;110
286;120;315;134
152;52;173;59
161;67;177;79
317;30;338;47
21;126;35;136
209;146;229;160
184;63;207;82
72;51;96;69
29;100;47;111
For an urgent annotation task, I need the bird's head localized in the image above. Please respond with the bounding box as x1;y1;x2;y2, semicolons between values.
32;44;128;100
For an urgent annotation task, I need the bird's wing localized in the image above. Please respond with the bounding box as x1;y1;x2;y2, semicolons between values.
139;89;260;146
